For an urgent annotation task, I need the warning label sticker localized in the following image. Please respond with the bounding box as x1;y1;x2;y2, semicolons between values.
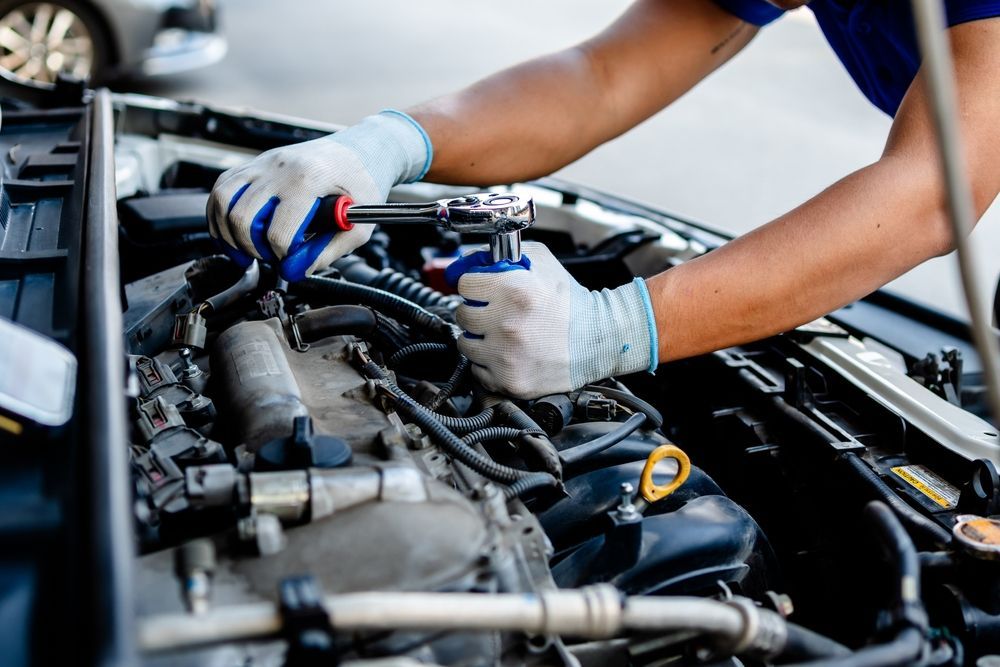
891;464;960;509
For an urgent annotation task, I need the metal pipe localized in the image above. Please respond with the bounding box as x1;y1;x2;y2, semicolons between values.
910;0;1000;430
137;586;786;655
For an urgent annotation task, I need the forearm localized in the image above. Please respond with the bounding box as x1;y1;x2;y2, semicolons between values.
647;157;957;361
409;0;755;185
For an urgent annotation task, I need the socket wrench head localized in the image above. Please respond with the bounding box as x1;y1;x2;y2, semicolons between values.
443;193;534;263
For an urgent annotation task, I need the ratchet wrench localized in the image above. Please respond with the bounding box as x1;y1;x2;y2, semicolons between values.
320;192;535;263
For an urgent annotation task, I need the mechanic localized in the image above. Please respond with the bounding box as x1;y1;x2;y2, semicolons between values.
208;0;1000;399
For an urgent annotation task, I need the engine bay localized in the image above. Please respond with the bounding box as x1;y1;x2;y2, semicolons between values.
3;91;1000;666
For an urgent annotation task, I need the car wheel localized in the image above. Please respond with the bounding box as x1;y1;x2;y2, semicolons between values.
0;0;110;87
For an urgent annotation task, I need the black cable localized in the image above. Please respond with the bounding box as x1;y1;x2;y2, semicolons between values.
495;401;563;479
504;473;560;500
425;355;471;412
462;427;542;445
560;413;647;465
388;342;451;366
584;384;664;430
841;453;953;548
362;360;550;486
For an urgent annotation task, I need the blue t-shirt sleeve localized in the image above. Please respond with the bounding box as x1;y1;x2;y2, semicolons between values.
945;0;1000;26
711;0;785;26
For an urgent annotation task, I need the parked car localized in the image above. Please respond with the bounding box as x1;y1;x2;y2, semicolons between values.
0;0;223;88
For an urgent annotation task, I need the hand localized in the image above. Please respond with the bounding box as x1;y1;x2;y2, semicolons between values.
447;241;658;399
207;110;431;282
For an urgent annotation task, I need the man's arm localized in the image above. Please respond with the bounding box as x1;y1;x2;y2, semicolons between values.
647;17;1000;362
409;0;757;185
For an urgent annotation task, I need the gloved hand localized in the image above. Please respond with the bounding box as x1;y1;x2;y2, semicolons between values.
446;241;659;399
207;109;432;282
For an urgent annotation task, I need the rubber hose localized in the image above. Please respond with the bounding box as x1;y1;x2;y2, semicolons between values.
495;401;564;480
204;260;260;313
784;627;924;667
780;623;852;661
583;384;664;430
865;500;928;632
293;305;376;342
297;275;453;338
560;413;648;465
841;453;953;547
335;258;457;312
389;342;452;366
425;355;471;412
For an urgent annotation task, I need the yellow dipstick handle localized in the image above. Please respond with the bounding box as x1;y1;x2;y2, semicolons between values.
640;444;691;504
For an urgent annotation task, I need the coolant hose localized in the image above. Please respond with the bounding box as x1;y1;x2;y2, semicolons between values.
583;384;664;430
560;413;648;465
784;502;928;667
784;627;924;667
780;623;852;661
296;275;454;338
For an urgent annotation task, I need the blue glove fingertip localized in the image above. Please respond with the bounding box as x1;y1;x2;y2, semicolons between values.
280;232;335;283
249;196;281;263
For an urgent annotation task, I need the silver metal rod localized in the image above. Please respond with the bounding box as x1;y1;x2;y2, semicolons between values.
910;0;1000;430
138;586;767;654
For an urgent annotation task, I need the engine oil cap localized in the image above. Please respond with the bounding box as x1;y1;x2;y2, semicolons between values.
953;515;1000;560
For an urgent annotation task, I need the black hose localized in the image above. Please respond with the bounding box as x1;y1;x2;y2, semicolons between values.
388;342;451;366
560;413;647;465
495;401;564;479
584;384;664;430
784;627;924;667
294;305;376;342
361;360;535;484
335;257;458;313
865;501;928;632
780;623;852;661
462;427;541;445
425;355;470;411
841;453;953;548
203;259;260;313
296;275;453;338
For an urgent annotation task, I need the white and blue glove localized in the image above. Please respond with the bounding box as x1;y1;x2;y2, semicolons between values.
446;241;659;399
207;110;432;282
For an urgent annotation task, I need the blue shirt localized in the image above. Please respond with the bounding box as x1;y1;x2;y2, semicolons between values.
711;0;1000;116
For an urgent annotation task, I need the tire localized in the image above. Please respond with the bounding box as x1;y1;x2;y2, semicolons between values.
0;0;111;89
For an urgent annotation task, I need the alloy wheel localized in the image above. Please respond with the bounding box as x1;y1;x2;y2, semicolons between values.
0;2;93;85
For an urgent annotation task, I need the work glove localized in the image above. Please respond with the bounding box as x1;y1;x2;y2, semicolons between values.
446;241;659;399
207;110;432;282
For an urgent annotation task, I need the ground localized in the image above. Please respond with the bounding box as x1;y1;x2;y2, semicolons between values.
129;0;1000;321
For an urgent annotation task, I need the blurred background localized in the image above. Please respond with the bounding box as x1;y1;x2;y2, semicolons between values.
126;0;1000;321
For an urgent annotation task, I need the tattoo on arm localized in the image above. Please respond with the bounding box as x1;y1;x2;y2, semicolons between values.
710;24;746;54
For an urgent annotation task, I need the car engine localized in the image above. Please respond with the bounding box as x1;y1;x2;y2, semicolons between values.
4;91;1000;666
